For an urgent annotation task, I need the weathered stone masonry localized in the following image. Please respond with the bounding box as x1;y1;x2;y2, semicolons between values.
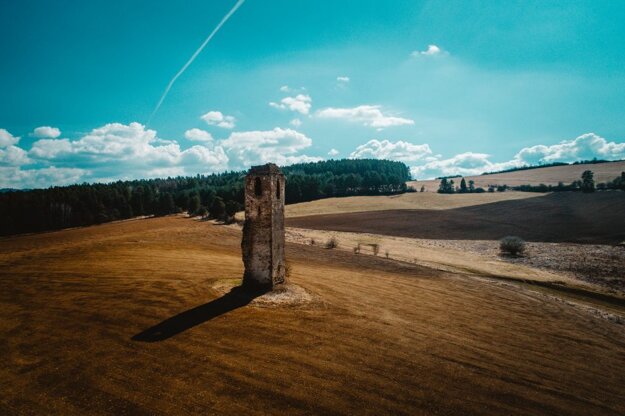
241;163;286;289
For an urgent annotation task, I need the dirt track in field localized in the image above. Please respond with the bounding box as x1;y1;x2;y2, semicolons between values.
1;216;625;415
287;191;625;244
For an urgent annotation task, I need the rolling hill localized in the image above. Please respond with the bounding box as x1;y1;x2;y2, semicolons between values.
408;160;625;192
1;217;624;414
287;191;625;244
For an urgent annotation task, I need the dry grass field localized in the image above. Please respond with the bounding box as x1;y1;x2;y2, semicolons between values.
285;190;544;218
408;160;625;192
2;216;625;415
287;191;625;244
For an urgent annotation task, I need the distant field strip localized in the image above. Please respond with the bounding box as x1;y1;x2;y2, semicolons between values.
287;191;625;244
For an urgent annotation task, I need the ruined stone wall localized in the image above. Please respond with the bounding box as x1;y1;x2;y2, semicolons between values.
241;164;286;289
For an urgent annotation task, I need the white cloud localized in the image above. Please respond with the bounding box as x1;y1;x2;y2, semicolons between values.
386;133;625;179
184;128;214;143
328;148;339;157
0;145;30;166
410;152;503;179
350;139;432;162
0;166;86;189
0;129;31;168
512;133;625;165
269;94;312;115
290;118;302;127
316;105;414;129
337;76;350;83
221;127;319;167
29;122;229;180
33;126;61;139
279;85;290;92
201;111;236;129
411;44;446;57
0;129;20;148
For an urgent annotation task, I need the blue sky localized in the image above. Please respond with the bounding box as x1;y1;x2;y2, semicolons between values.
1;0;625;188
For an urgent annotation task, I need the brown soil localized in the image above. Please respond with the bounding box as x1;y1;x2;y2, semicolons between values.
409;160;625;192
1;216;625;415
287;191;625;244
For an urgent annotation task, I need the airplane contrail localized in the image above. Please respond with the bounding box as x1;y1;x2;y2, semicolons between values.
148;0;246;125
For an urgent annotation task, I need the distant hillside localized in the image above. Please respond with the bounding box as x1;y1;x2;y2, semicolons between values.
409;160;625;192
288;191;625;244
0;159;411;236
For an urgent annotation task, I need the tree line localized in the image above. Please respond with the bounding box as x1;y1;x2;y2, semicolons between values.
0;159;411;236
438;171;625;194
511;171;625;193
480;158;621;176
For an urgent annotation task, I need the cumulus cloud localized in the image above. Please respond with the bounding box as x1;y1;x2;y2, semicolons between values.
184;128;214;143
410;152;501;179
221;127;319;167
0;129;30;167
201;111;236;129
316;105;414;129
0;166;86;189
0;129;20;148
355;133;625;180
29;122;229;180
350;139;432;162
411;44;446;57
512;133;625;165
33;126;61;139
290;118;302;127
337;76;350;83
0;145;30;166
328;148;339;157
269;94;312;115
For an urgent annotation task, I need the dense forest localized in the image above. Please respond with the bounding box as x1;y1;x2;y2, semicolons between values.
0;159;411;236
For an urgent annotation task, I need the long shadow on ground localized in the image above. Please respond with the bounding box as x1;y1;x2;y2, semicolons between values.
132;286;266;342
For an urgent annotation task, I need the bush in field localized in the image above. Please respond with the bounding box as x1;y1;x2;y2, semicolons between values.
325;237;338;249
196;206;208;218
581;170;595;193
500;236;526;256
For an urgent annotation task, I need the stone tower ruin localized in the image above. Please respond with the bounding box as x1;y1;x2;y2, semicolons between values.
241;163;286;289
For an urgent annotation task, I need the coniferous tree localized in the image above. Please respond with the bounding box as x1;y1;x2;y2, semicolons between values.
460;178;468;193
581;170;595;193
210;197;226;220
188;194;201;215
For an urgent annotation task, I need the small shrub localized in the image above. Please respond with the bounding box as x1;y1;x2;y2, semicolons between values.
196;206;208;218
500;236;526;256
385;250;390;259
310;238;316;246
372;243;380;256
353;246;360;254
325;237;338;249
